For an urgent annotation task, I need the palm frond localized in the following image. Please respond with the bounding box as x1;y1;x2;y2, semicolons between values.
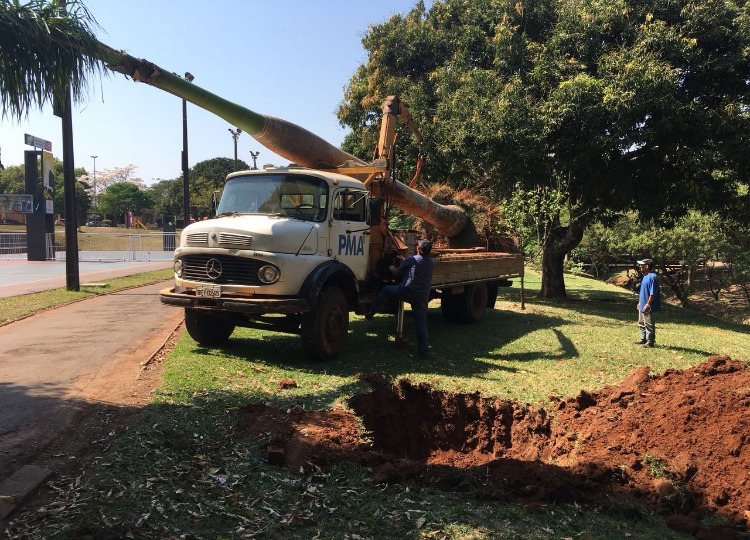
0;0;106;120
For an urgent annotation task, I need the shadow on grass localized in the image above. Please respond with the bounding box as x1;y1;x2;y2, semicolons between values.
208;306;576;381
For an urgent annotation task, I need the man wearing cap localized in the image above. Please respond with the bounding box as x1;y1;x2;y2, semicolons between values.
636;258;661;347
366;240;437;359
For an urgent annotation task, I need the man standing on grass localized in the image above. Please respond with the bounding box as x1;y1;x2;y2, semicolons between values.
366;239;436;359
636;258;661;348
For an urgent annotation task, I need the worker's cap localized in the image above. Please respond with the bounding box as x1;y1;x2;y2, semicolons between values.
636;258;654;266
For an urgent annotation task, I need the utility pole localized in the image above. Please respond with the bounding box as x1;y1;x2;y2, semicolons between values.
228;128;242;170
182;72;195;228
57;86;79;290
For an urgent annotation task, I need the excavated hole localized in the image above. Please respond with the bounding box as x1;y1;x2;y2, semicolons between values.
238;357;750;534
347;377;552;465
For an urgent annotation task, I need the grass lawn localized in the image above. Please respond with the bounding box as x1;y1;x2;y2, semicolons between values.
7;268;750;539
0;268;173;325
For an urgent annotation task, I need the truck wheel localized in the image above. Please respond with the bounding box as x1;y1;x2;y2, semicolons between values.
300;287;349;361
184;308;235;346
456;283;488;323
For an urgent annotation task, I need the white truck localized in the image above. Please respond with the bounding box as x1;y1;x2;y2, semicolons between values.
160;97;524;360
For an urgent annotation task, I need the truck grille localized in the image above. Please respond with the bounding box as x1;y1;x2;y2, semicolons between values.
186;232;208;245
181;254;263;285
218;232;253;248
184;232;252;248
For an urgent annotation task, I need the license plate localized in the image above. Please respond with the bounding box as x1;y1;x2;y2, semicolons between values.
196;284;221;298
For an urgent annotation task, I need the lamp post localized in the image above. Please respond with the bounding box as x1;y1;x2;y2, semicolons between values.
228;128;242;170
182;72;195;229
0;146;5;170
249;150;260;170
90;155;97;212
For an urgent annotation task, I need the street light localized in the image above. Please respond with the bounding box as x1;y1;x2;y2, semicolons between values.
182;72;195;228
90;155;98;211
249;150;260;170
0;146;5;170
228;127;242;170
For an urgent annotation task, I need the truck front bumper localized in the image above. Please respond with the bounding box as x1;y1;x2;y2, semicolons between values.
159;287;310;314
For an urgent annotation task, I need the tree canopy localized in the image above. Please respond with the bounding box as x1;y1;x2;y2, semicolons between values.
338;0;750;296
98;180;151;223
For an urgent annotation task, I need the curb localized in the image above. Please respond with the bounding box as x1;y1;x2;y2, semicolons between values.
0;465;52;521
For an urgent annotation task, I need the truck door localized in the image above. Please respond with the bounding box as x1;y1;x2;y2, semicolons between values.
330;189;369;281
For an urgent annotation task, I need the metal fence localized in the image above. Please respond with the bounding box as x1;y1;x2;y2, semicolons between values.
0;232;176;261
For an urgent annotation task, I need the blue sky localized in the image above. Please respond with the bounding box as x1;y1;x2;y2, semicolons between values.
0;0;425;184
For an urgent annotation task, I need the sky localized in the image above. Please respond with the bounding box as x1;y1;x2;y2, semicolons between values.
0;0;426;185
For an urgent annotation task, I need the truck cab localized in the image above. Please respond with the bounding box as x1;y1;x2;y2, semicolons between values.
174;167;372;295
161;166;380;360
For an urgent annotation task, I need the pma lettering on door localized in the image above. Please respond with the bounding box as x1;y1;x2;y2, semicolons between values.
338;234;365;256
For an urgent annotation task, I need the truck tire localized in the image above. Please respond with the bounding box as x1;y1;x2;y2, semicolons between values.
300;287;349;361
184;308;235;346
456;283;488;323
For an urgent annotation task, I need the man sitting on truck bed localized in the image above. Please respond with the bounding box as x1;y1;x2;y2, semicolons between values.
366;240;436;359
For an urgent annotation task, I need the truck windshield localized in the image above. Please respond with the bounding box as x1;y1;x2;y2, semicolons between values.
216;174;329;222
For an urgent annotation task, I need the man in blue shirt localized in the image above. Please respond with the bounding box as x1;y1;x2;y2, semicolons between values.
366;240;436;359
636;258;661;348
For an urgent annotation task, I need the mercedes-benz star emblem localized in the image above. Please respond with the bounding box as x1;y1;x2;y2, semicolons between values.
205;258;223;280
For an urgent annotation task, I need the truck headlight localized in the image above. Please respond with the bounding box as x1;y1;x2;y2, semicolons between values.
174;259;183;277
258;265;280;284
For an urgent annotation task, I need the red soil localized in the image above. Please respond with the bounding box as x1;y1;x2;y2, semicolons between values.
240;356;750;537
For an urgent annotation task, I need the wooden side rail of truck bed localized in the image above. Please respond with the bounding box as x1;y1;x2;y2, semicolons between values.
430;251;524;289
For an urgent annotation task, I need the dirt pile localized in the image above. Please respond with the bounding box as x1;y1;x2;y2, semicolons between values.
240;356;750;536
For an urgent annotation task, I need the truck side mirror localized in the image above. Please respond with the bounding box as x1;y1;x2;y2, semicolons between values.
367;198;384;226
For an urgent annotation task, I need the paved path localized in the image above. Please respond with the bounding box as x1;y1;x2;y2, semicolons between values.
0;259;172;298
0;258;184;520
0;281;184;492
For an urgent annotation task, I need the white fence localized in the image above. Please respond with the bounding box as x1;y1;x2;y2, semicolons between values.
0;232;176;261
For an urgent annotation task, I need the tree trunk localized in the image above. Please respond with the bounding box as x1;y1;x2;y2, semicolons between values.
540;217;585;298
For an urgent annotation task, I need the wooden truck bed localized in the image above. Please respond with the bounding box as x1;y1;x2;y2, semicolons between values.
430;251;524;289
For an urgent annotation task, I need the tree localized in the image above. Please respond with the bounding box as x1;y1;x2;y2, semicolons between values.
574;211;750;307
190;157;248;218
191;157;244;187
148;178;181;220
146;158;250;221
337;0;750;298
77;164;144;198
0;164;25;195
98;181;151;225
